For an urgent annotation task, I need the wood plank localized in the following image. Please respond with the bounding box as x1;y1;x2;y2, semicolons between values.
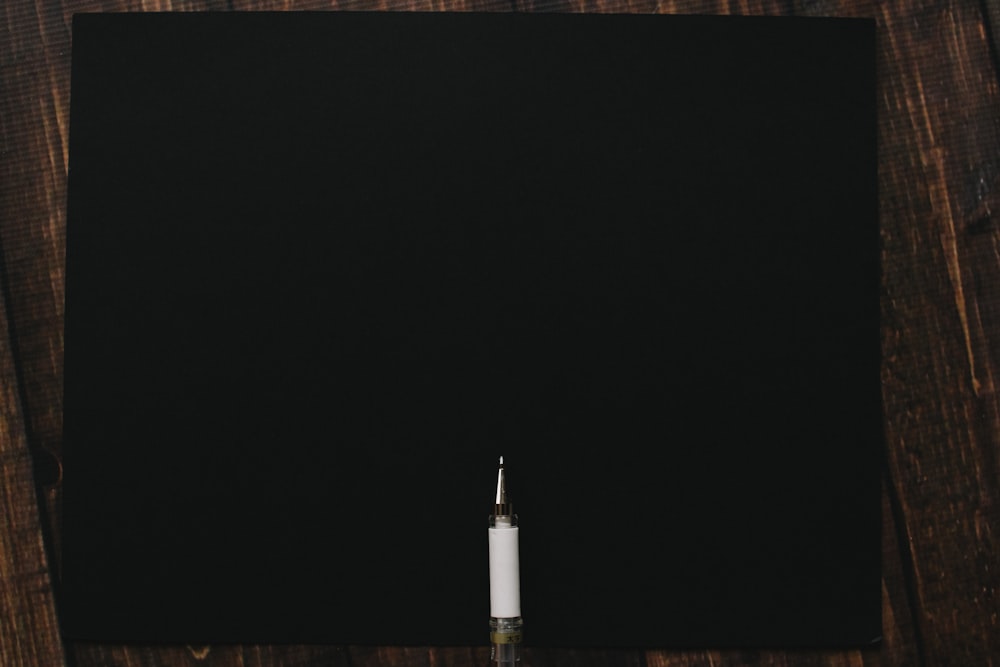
0;2;70;664
0;0;71;465
0;0;74;581
0;276;65;667
870;0;1000;665
879;477;922;666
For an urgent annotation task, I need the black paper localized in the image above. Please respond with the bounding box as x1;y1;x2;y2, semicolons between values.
62;11;879;647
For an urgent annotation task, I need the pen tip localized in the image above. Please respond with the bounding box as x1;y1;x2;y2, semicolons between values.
495;456;509;509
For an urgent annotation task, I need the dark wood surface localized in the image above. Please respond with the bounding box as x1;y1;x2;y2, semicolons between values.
1;0;996;665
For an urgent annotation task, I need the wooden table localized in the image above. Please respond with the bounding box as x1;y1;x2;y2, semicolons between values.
1;0;996;665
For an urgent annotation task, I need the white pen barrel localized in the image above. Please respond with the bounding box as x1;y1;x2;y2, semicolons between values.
488;522;521;618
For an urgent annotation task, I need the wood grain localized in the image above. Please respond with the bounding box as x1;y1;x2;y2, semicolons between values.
2;0;999;665
874;1;1000;665
0;277;65;667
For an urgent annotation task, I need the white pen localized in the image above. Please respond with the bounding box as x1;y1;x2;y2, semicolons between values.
488;455;523;665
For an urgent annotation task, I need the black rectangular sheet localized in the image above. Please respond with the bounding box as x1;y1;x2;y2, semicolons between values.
62;11;879;648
